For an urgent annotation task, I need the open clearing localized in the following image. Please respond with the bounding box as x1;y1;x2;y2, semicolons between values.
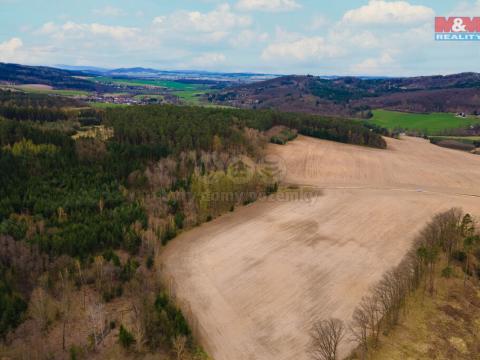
161;135;480;360
370;109;480;134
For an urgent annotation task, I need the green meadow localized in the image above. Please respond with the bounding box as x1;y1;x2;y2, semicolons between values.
173;89;209;105
93;76;205;91
370;109;480;135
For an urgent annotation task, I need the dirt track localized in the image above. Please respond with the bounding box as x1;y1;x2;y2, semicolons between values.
161;136;480;360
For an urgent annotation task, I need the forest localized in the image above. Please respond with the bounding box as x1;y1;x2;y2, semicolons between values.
0;99;387;358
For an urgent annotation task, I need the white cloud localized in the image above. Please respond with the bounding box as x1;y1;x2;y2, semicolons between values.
39;22;56;34
88;23;138;40
92;5;126;17
154;4;251;33
451;0;480;14
236;0;301;12
259;3;432;72
343;0;435;25
39;21;140;41
0;37;55;65
0;37;23;62
230;29;269;47
261;31;344;62
190;52;226;68
152;4;251;43
327;27;380;49
28;5;252;69
309;15;330;30
351;51;396;74
350;31;380;48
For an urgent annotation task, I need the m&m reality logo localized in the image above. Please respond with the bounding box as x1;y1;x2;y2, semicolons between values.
435;17;480;41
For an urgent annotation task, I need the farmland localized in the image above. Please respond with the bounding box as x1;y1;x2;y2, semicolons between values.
370;110;480;135
173;89;209;105
1;84;90;96
90;76;212;105
92;76;205;91
161;135;480;360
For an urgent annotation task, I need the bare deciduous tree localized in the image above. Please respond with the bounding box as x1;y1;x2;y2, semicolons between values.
350;306;369;356
436;208;463;265
173;335;188;360
88;300;106;350
347;209;472;359
59;269;73;351
29;286;54;332
309;318;345;360
358;295;381;347
75;259;86;310
93;255;105;290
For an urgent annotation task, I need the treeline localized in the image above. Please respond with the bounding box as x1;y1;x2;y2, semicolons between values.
105;106;257;159
0;90;96;124
311;209;479;360
105;105;387;151
349;209;479;357
0;105;69;122
103;104;387;244
0;90;83;108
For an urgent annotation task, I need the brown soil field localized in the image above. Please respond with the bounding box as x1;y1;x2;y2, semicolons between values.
17;84;54;90
160;136;480;360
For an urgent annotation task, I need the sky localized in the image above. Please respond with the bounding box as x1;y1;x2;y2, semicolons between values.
0;0;479;76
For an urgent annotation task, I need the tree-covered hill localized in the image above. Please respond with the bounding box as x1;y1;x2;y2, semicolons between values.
105;105;387;151
0;103;387;357
0;63;106;91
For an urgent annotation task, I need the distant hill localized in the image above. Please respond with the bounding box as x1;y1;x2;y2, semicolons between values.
59;65;279;83
207;73;480;117
0;63;106;91
56;65;111;73
3;63;479;116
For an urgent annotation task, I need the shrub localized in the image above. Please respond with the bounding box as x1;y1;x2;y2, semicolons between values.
102;249;121;267
441;266;453;278
0;218;27;240
146;254;154;270
161;226;177;246
452;251;467;263
119;325;135;349
69;345;84;360
174;212;185;229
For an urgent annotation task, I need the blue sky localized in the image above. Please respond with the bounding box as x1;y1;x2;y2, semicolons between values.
0;0;479;75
